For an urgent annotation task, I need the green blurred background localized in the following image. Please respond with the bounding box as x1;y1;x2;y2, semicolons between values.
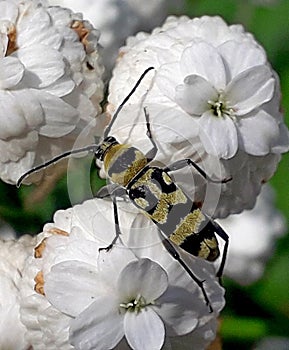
0;0;288;349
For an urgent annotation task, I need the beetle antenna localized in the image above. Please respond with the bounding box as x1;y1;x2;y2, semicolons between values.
16;144;99;188
103;66;155;138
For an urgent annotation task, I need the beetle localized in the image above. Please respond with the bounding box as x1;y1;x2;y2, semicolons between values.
17;67;230;312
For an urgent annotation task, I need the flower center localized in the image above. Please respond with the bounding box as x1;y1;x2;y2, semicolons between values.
119;294;153;314
208;92;234;119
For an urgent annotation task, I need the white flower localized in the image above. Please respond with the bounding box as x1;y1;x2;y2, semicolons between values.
0;0;104;184
0;234;36;350
19;198;225;350
47;257;200;350
159;42;276;159
107;15;289;217
217;185;287;285
48;0;179;73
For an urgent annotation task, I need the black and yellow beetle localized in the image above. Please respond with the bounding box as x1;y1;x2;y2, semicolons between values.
17;67;230;312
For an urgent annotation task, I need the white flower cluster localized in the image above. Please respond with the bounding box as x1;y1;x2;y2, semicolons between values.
108;15;289;218
48;0;182;73
19;199;225;350
0;0;104;184
0;233;36;350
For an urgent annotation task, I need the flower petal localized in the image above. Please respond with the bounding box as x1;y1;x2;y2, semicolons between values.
166;317;218;350
97;245;137;290
0;33;8;58
156;286;198;336
175;74;218;115
15;45;66;89
43;75;75;97
237;110;280;155
0;1;18;23
31;90;78;137
148;106;201;143
155;62;182;101
0;56;24;89
218;40;266;79
180;42;227;90
199;111;238;158
226;65;275;115
17;7;62;50
44;260;104;317
117;259;168;302
10;90;44;128
70;295;124;350
0;91;27;139
271;123;289;154
124;308;165;350
125;213;164;256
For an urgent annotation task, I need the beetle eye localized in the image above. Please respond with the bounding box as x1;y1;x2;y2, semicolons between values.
95;147;103;159
104;136;116;143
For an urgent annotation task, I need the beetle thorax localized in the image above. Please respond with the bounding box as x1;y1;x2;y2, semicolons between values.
103;143;148;186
